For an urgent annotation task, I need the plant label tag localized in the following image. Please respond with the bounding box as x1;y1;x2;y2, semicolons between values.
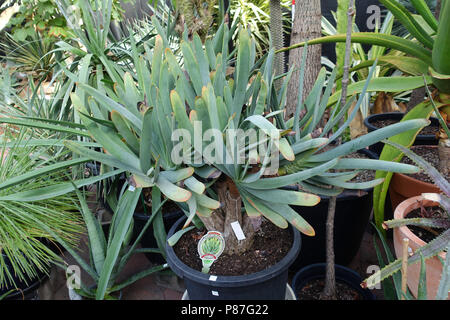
198;231;225;274
231;221;246;241
209;275;217;281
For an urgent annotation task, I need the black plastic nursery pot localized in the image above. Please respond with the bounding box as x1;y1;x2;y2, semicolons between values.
364;112;439;155
166;216;302;300
291;263;376;300
289;148;377;271
0;253;48;300
133;208;184;264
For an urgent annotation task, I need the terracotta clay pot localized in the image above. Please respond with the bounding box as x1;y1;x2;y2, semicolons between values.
389;146;441;212
393;196;448;300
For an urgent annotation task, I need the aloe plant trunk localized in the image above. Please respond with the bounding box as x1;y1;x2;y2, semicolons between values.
285;0;322;118
196;178;258;255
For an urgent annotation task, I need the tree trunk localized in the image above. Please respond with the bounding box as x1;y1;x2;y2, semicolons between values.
197;178;258;255
285;0;322;118
270;0;285;90
320;196;337;300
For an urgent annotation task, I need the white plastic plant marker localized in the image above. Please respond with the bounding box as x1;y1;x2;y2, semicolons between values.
197;231;225;274
209;275;218;281
230;221;246;241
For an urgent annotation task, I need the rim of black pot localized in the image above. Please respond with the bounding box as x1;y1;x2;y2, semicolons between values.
291;263;376;300
165;216;301;288
0;253;47;299
133;208;184;220
364;112;439;137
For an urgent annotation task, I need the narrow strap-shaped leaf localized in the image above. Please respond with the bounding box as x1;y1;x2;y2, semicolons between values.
232;29;252;125
0;169;124;201
278;33;433;66
72;183;106;275
363;229;450;289
151;187;166;260
436;243;450;300
242;158;338;190
167;226;196;247
246;188;320;207
334;159;419;174
417;254;428;300
310;119;430;162
0;117;90;137
0;157;90;191
380;0;434;49
139;108;153;174
96;188;142;300
383;217;450;230
64;141;143;175
313;176;385;190
411;0;438;32
111;111;139;154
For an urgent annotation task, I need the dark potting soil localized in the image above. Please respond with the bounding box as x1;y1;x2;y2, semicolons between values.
404;206;446;243
296;279;363;300
344;151;375;183
371;118;438;136
400;146;450;184
173;219;293;276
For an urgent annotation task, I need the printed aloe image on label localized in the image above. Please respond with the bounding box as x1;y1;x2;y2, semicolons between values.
197;231;225;274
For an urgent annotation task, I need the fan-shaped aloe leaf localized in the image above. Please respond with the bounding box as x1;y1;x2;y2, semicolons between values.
264;202;315;236
156;175;192;203
246;188;320;207
244;196;288;229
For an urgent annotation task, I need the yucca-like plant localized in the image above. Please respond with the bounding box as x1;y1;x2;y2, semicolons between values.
0;31;57;81
362;139;450;300
44;16;430;258
0;129;85;291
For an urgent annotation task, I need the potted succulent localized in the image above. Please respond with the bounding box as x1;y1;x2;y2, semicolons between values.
363;140;449;300
42;15;427;299
36;183;168;300
279;0;450;232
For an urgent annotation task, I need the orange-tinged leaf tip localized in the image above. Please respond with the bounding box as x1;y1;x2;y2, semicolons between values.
189;110;197;121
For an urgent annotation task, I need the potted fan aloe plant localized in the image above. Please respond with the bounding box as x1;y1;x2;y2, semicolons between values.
278;0;450;231
41;16;430;299
363;140;449;300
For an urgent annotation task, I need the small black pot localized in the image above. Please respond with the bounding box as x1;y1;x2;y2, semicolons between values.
166;216;301;300
291;263;376;300
134;209;184;264
289;148;377;271
0;253;48;300
364;112;439;155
